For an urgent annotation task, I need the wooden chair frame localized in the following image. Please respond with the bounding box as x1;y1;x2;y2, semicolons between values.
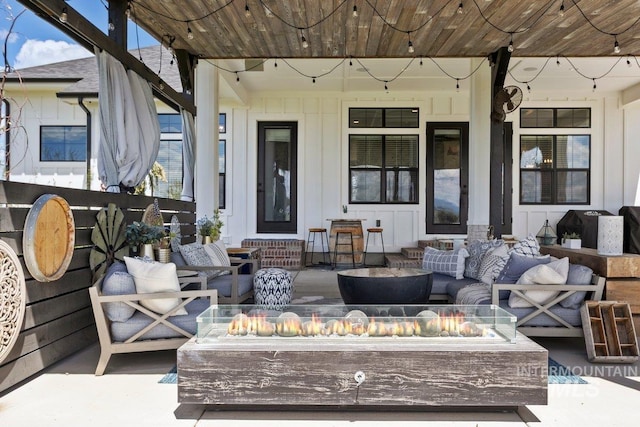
89;274;217;375
492;274;605;337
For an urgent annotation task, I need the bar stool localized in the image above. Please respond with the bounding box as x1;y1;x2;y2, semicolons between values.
306;227;330;266
363;227;386;266
332;231;356;269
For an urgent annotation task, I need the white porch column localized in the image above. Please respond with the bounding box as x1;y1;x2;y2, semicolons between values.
195;60;219;217
468;58;491;227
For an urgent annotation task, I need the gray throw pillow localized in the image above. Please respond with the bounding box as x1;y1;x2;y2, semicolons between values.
464;239;504;279
179;242;218;280
101;261;136;322
559;264;594;309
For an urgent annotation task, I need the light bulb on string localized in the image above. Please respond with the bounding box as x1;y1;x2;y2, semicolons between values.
108;20;115;31
312;77;316;84
627;56;632;67
187;23;194;40
614;37;620;54
508;34;514;53
592;79;596;92
301;35;308;49
274;58;278;68
59;7;68;23
559;1;565;17
353;5;358;17
457;2;463;14
236;72;240;84
408;40;414;54
245;3;250;18
384;81;389;92
526;83;531;93
349;56;353;66
420;56;423;66
556;56;561;67
455;79;460;92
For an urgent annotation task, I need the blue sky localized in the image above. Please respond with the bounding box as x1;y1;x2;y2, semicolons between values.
1;0;156;70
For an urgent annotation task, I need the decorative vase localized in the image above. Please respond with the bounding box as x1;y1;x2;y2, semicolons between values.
155;248;171;263
562;238;582;249
204;235;212;245
140;243;155;260
597;216;624;256
211;231;220;242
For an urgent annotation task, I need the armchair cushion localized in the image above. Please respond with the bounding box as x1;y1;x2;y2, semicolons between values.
207;273;254;298
123;257;187;316
559;264;594;309
101;261;136;322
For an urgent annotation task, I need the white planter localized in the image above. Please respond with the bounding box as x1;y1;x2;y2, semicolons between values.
562;239;582;249
597;216;624;256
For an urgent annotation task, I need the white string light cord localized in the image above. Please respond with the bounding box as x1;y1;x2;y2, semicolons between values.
118;0;640;92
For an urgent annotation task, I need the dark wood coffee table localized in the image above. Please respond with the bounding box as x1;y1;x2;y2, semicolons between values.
337;267;433;304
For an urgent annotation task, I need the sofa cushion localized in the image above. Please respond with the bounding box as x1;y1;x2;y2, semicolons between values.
464;239;504;280
207;273;254;298
203;240;231;276
124;256;188;316
508;257;570;308
446;278;485;301
499;300;583;327
101;261;136;322
495;253;551;299
477;244;510;285
110;298;209;342
422;247;469;280
179;242;218;280
559;264;594;309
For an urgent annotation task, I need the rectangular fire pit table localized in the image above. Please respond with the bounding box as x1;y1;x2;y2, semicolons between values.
177;304;548;410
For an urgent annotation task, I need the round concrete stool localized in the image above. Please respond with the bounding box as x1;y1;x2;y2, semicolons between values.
253;268;293;310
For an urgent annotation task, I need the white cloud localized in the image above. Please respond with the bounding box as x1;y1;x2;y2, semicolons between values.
13;39;92;69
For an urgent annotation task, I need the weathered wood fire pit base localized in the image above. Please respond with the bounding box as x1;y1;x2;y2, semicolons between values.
177;333;548;409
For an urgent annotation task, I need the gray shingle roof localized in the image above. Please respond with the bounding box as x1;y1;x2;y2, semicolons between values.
5;45;182;96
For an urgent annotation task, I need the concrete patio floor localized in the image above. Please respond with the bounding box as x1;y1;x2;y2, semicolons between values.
1;268;640;426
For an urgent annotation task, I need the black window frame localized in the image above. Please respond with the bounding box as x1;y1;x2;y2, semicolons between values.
218;138;226;209
40;125;87;162
520;108;591;128
348;134;419;204
219;113;227;134
519;134;591;205
158;113;182;133
349;108;419;128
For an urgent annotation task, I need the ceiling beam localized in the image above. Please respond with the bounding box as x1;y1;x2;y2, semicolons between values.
17;0;195;115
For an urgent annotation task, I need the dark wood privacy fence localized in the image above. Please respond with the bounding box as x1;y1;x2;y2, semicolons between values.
0;180;196;393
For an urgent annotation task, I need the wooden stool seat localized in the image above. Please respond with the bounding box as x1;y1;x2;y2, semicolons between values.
367;227;383;233
309;227;327;232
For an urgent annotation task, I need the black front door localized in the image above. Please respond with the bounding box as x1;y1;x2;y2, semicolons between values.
257;121;298;233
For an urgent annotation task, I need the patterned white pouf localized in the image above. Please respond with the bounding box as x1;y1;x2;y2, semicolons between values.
253;268;293;310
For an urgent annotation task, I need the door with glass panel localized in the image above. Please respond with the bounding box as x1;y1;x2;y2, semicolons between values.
426;122;469;234
257;122;297;233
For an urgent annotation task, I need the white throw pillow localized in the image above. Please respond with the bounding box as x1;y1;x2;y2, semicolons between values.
123;256;187;316
508;257;570;308
203;240;231;276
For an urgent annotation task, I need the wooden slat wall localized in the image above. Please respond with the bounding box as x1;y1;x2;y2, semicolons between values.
0;181;196;393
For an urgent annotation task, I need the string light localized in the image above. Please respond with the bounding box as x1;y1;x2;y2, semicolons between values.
526;82;531;93
353;5;358;18
108;20;115;31
420;56;423;66
559;1;565;17
407;32;414;53
312;77;316;83
59;6;68;23
301;33;308;49
236;72;240;84
187;22;194;40
456;79;460;92
614;37;620;54
349;56;353;66
457;2;463;14
556;56;561;67
592;79;596;92
627;56;632;67
245;2;250;18
274;58;278;68
384;81;388;92
508;33;514;53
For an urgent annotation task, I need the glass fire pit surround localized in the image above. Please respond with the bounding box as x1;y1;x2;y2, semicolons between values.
196;304;517;344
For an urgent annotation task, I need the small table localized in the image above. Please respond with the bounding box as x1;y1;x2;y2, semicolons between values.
337;267;433;304
326;219;365;265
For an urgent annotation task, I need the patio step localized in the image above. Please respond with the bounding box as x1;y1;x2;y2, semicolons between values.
401;247;424;259
385;253;422;268
241;239;305;270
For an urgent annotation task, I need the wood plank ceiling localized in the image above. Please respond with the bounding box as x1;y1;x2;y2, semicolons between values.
128;0;640;59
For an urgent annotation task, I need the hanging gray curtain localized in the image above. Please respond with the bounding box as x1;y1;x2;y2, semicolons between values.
96;49;160;192
180;108;196;201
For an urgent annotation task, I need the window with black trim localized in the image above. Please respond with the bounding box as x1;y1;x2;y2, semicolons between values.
40;126;87;161
520;135;590;204
219;139;226;209
349;108;419;128
349;135;418;203
158;114;182;133
520;108;590;128
219;113;226;133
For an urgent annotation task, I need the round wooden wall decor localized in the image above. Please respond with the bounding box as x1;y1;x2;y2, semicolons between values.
0;240;27;364
23;194;75;282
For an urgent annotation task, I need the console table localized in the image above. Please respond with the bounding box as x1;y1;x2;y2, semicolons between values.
539;245;640;314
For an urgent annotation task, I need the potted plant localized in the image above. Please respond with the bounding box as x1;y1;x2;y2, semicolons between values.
562;232;582;249
125;221;165;259
197;209;224;243
155;229;174;263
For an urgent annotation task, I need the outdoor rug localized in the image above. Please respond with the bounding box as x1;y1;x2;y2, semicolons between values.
159;358;586;385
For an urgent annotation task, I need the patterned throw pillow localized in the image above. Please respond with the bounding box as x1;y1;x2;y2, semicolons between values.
178;242;218;279
464;239;504;279
422;247;469;280
510;234;540;257
477;244;510;285
203;240;231;277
